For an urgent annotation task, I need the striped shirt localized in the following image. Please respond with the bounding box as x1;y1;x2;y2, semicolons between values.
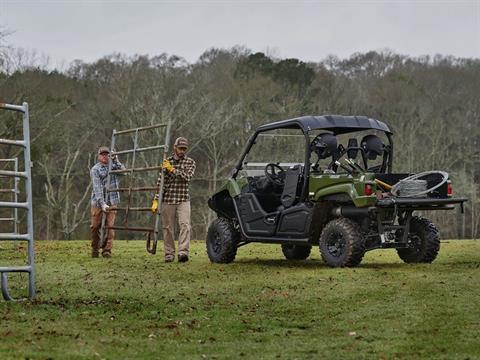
158;155;196;204
90;161;125;207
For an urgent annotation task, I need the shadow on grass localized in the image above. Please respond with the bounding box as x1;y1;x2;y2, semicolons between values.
357;262;417;269
234;258;413;270
235;258;327;269
435;260;480;268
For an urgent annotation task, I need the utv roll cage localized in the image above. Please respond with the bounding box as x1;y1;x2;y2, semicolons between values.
232;115;394;200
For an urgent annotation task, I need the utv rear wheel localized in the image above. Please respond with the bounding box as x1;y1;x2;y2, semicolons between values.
319;218;365;267
397;216;440;263
206;218;239;263
281;244;311;260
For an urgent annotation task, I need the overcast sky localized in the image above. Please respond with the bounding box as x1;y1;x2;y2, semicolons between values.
0;0;479;69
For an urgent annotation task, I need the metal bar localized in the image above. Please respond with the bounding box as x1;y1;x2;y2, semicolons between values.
0;202;29;209
110;165;163;174
0;170;27;178
113;123;167;135
1;273;13;301
245;162;303;168
112;145;166;156
0;139;26;147
0;233;30;240
149;118;171;255
0;189;16;193
123;129;140;228
0;159;18;162
0;218;15;221
377;197;468;207
0;266;32;272
23;102;35;299
106;186;159;193
115;206;153;212
13;158;19;238
106;225;154;232
0;103;25;113
401;205;456;211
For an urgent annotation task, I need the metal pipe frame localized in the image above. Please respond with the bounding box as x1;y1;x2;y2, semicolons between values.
113;123;167;135
111;144;166;156
99;121;171;255
109;165;163;174
0;102;35;301
107;186;159;193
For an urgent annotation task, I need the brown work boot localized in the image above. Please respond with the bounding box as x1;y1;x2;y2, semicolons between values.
92;250;99;258
165;255;174;263
178;254;189;263
102;251;111;258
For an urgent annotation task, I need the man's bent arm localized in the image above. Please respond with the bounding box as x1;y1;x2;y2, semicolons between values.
173;160;196;182
111;159;126;171
91;167;105;207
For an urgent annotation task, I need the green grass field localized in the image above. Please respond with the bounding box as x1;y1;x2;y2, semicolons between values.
0;240;479;360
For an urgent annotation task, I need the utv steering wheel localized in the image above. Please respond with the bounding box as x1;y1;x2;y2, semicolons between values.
265;163;286;186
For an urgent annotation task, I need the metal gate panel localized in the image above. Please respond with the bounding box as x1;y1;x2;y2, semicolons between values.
100;121;171;254
0;102;35;301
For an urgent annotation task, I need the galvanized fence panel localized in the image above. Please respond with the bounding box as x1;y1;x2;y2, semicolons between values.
0;102;35;301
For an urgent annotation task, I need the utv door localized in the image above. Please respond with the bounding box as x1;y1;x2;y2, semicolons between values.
235;193;278;236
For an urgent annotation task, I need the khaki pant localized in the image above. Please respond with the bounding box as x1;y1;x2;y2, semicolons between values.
161;201;191;260
91;206;117;253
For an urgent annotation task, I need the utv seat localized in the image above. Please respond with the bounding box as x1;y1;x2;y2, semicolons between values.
280;165;303;208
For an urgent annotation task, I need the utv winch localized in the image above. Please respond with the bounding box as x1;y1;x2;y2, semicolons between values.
206;115;467;267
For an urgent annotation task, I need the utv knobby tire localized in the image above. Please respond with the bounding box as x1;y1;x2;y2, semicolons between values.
397;216;440;263
281;244;312;260
319;218;365;267
206;218;239;263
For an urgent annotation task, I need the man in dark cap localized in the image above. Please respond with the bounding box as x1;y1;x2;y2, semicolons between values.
90;146;125;258
158;137;196;263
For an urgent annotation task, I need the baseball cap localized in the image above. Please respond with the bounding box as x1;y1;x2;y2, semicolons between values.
174;137;188;148
98;146;110;155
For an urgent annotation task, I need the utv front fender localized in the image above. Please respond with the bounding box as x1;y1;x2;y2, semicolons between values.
214;178;248;198
208;178;248;219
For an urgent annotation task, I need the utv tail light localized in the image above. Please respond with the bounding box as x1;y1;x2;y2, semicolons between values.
447;181;453;197
364;184;374;196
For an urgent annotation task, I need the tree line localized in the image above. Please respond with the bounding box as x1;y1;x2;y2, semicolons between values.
0;36;479;240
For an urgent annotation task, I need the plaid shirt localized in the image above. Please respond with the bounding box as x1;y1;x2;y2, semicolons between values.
158;155;196;204
90;161;125;207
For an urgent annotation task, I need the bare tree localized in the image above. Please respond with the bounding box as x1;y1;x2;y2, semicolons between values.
38;148;92;240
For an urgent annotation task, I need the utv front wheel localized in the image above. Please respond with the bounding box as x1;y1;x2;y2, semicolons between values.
397;216;440;263
319;218;365;267
281;244;311;260
206;218;239;263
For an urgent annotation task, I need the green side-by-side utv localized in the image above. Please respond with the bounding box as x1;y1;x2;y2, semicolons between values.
206;116;467;267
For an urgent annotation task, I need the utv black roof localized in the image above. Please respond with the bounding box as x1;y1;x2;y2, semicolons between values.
257;115;392;135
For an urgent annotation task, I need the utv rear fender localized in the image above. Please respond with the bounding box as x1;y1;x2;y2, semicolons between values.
313;183;377;208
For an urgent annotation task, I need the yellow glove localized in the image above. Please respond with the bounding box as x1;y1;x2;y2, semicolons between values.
151;198;158;213
162;159;174;173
